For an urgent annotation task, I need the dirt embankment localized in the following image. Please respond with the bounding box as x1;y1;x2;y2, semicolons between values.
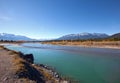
0;46;69;83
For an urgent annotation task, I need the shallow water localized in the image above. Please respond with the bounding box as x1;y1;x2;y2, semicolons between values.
6;43;120;83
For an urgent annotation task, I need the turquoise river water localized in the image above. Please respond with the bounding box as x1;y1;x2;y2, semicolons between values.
5;43;120;83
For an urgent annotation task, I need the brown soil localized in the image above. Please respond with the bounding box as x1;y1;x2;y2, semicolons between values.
0;46;16;83
0;46;40;83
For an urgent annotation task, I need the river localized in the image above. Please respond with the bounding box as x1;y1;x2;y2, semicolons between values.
5;43;120;83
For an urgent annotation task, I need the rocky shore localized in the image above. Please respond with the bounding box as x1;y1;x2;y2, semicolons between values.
0;46;69;83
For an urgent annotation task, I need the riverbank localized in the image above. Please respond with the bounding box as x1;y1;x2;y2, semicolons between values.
0;46;69;83
41;41;120;49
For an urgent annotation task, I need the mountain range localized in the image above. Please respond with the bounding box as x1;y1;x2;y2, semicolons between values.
58;33;109;40
0;33;120;41
0;33;33;41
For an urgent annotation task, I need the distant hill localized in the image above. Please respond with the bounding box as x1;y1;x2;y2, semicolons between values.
109;33;120;39
107;33;120;40
0;33;33;41
58;33;109;40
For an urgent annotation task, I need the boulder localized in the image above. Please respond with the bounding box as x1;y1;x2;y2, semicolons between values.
24;54;34;64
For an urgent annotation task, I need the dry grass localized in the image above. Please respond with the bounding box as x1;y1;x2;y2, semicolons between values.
0;45;4;48
18;78;36;83
0;45;9;50
42;41;120;48
61;76;80;83
33;65;56;82
12;54;27;74
9;50;20;55
36;67;51;79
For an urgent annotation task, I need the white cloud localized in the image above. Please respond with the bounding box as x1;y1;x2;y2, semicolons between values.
0;15;12;21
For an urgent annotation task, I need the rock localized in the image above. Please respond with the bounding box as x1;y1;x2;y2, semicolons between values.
32;64;35;66
18;52;24;57
24;54;34;64
61;81;69;83
3;77;8;81
39;64;45;67
55;74;59;78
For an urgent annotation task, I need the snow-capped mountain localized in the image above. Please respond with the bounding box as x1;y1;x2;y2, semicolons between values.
0;33;33;41
58;33;109;40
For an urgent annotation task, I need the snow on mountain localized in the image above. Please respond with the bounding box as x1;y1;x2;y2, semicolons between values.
0;33;33;41
58;33;109;40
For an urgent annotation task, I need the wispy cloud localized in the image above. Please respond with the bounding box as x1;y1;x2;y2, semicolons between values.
0;15;12;21
0;16;12;21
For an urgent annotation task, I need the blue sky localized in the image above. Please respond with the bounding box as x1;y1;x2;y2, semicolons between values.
0;0;120;39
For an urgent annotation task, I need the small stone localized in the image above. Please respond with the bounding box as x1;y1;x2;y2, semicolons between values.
55;74;59;78
61;81;68;83
3;77;8;81
32;64;35;66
